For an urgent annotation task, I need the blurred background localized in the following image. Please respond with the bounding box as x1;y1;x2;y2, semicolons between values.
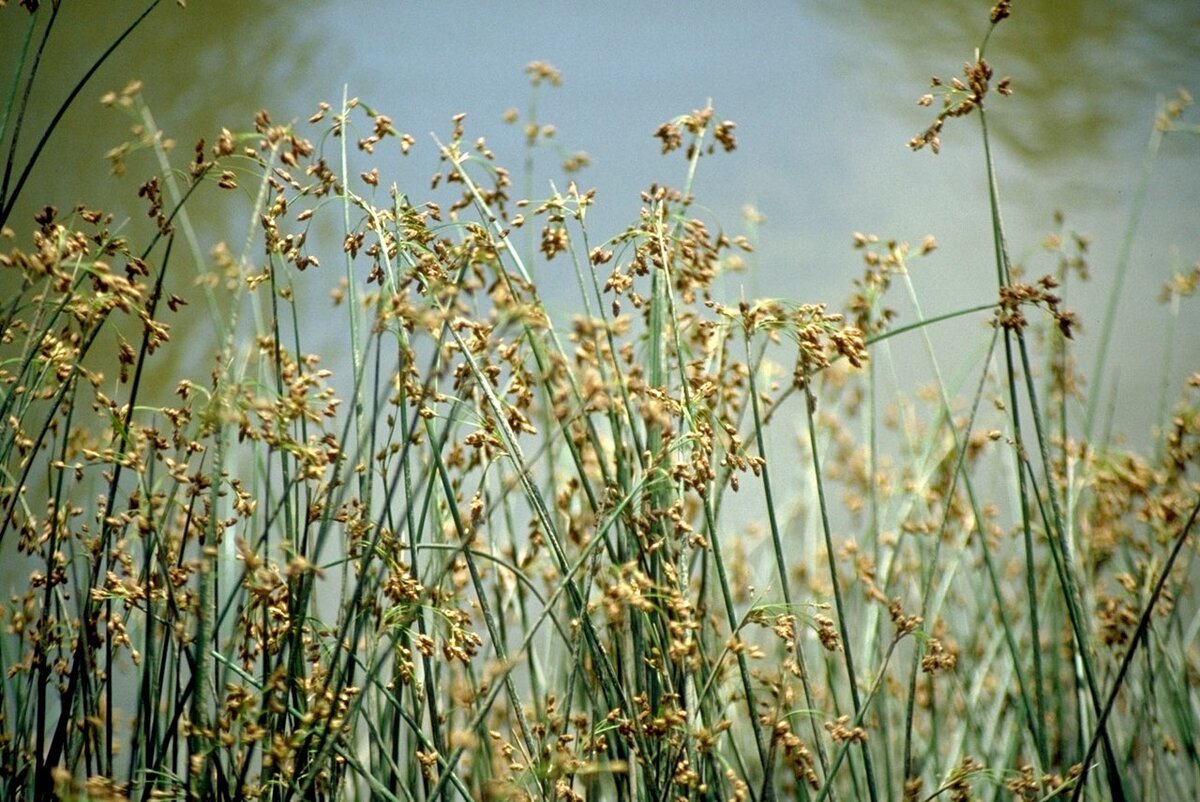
3;0;1198;442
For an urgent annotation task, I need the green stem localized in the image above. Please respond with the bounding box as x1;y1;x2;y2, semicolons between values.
803;376;880;802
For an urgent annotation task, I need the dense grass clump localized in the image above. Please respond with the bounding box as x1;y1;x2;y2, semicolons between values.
2;4;1199;801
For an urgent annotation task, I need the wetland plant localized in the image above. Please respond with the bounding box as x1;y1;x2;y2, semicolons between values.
1;3;1199;800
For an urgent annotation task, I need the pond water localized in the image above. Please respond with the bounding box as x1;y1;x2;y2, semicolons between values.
4;0;1198;441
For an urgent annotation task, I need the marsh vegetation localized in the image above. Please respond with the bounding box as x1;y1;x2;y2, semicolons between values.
2;3;1199;800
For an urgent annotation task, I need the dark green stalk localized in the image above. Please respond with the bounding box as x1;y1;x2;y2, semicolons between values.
425;485;639;800
128;444;174;798
189;403;224;798
813;637;902;802
898;326;1031;782
1017;327;1128;787
0;9;37;199
256;247;297;795
0;153;207;542
745;333;832;789
335;89;369;507
978;94;1125;797
866;342;888;802
0;0;164;229
428;441;544;798
445;157;623;563
290;284;499;799
977;97;1052;771
1;2;55;212
1070;493;1200;801
36;218;185;795
100;230;171;781
647;223;766;796
394;333;447;801
802;376;879;802
336;230;441;793
442;145;635;709
32;361;79;800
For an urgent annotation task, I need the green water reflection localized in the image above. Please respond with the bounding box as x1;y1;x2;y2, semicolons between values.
832;0;1200;164
2;0;1197;435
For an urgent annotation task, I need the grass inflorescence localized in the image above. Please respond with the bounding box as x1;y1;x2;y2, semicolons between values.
1;3;1199;801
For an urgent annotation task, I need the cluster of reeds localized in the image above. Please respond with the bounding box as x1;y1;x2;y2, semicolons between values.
2;2;1198;800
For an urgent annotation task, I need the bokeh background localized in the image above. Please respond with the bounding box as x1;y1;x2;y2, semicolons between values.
4;0;1198;442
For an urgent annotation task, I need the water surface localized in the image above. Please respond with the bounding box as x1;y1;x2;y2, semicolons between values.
4;0;1197;439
